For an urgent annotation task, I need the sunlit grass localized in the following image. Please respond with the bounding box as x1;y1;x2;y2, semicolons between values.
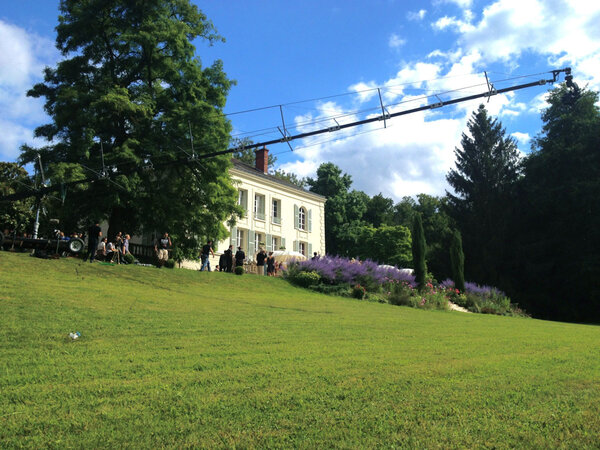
1;251;599;448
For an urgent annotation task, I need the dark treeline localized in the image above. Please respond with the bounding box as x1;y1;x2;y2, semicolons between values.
308;82;599;323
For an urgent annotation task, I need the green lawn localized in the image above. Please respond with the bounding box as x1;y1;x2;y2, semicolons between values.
1;251;599;448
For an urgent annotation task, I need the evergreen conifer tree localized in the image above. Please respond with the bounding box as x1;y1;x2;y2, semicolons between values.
449;229;465;292
412;213;427;290
446;104;520;286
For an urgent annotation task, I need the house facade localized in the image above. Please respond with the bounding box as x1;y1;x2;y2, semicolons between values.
187;147;326;270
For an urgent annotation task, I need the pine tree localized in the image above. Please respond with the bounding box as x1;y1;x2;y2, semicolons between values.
446;104;520;286
19;0;240;257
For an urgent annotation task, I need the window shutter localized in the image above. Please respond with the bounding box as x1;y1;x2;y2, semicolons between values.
243;191;248;211
231;226;237;248
294;204;299;229
266;234;272;252
308;243;313;257
281;237;286;250
308;209;312;232
248;230;255;260
294;240;299;252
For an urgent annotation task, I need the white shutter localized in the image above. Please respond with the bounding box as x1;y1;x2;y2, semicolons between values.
294;204;299;229
231;226;237;247
266;234;272;252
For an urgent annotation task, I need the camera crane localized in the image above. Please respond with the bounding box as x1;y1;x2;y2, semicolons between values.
0;67;574;204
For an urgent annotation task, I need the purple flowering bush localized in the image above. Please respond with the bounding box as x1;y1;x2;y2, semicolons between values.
441;279;526;316
286;256;450;310
286;255;415;292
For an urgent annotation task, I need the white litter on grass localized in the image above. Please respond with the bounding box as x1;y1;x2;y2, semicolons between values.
69;332;81;340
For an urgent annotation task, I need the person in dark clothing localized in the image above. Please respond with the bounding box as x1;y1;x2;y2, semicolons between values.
256;248;267;275
218;252;227;272
267;251;275;276
235;246;245;268
83;221;102;263
224;245;233;272
200;240;215;271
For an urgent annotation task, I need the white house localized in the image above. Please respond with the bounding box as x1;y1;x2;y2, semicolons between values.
186;147;326;270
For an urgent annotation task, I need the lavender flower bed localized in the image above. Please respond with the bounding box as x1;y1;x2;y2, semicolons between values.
288;255;415;290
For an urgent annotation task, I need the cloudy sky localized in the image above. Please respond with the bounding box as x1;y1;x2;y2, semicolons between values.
1;0;599;200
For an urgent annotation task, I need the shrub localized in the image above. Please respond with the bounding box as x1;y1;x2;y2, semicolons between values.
352;284;367;300
308;284;351;296
235;266;244;275
289;271;321;288
164;259;175;269
388;281;416;306
287;255;415;290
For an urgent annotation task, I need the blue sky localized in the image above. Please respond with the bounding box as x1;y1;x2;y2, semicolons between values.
1;0;599;200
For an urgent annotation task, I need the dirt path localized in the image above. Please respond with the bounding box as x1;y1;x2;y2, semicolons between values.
448;302;471;313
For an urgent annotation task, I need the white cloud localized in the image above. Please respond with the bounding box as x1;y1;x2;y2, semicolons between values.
432;9;475;33
456;0;600;89
276;1;600;201
0;20;58;162
388;33;406;49
441;0;474;7
348;81;378;103
511;132;530;145
407;9;427;21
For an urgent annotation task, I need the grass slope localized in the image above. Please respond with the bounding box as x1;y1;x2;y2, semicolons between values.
1;252;599;448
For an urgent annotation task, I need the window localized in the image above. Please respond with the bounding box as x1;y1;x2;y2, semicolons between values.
254;232;264;251
236;229;245;250
272;236;279;250
254;194;265;220
298;207;306;230
272;199;281;224
298;241;306;257
238;189;248;210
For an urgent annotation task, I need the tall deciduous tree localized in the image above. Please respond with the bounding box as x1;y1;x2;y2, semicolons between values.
0;163;35;233
517;84;600;322
20;0;240;257
446;104;521;286
307;163;364;255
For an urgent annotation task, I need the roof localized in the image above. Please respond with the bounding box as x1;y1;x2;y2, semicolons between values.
231;159;326;201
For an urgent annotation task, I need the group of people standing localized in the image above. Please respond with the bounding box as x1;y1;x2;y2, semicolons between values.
199;241;277;275
256;248;278;276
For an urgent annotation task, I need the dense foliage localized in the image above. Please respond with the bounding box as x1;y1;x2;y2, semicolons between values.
20;0;241;258
449;229;465;292
0;163;35;234
411;213;427;290
446;104;521;288
445;87;600;323
514;84;600;321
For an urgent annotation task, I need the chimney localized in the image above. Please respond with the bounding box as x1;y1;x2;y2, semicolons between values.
255;146;269;174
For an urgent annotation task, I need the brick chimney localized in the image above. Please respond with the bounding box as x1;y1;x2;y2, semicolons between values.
255;146;269;174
